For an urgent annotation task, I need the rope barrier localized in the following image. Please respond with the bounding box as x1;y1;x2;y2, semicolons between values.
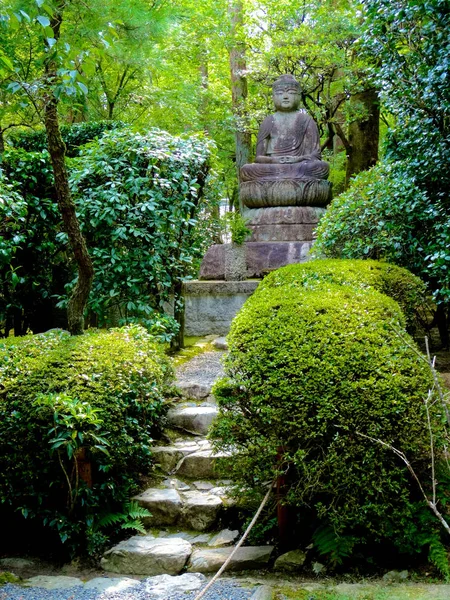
192;482;274;600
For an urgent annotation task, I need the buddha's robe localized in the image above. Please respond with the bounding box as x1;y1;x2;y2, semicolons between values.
240;111;329;181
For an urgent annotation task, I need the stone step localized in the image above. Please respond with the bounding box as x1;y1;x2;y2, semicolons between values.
176;381;213;401
152;438;228;479
146;528;239;548
101;536;192;576
187;546;274;574
167;404;219;436
101;533;273;577
175;351;225;400
133;483;233;530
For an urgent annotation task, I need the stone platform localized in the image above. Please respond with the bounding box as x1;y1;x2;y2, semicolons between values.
184;280;259;337
244;206;325;242
199;242;313;281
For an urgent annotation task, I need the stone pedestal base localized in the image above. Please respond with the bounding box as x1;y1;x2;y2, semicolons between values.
184;280;259;336
199;241;313;280
241;178;332;208
244;206;325;242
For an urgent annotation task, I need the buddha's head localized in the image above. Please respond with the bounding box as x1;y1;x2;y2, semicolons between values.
272;74;301;112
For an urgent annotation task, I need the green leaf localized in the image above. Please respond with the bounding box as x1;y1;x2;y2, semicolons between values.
36;15;50;27
77;82;88;95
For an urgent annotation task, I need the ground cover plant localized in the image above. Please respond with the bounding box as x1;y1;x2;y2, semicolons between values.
0;325;172;558
210;259;449;574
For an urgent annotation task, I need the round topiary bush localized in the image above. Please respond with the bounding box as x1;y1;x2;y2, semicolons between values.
210;282;441;560
0;325;172;557
257;258;428;330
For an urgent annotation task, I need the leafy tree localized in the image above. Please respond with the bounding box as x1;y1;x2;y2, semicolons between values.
0;0;96;334
315;0;450;345
361;0;450;204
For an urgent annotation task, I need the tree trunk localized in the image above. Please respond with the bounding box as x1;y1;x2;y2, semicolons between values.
170;280;185;352
345;88;380;186
0;128;5;153
44;2;94;335
228;0;251;213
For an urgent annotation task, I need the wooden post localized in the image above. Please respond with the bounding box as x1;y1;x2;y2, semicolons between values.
276;447;295;551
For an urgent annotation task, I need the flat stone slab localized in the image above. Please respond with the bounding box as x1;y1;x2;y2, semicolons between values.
251;585;275;600
133;488;182;526
176;449;224;479
162;477;191;491
101;535;192;576
175;350;225;395
152;446;184;473
167;406;219;435
213;337;228;350
0;558;37;570
208;528;239;547
274;549;307;571
187;546;274;573
177;381;212;400
84;577;141;592
143;573;207;597
24;576;84;589
179;490;223;531
156;530;213;545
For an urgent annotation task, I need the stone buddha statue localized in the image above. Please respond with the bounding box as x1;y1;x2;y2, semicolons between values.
240;74;331;208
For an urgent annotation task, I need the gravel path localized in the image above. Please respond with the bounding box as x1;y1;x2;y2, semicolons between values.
175;352;225;390
0;579;255;600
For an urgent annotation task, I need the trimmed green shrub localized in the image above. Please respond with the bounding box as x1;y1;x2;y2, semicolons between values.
210;282;442;560
257;258;428;330
312;162;450;310
0;325;172;556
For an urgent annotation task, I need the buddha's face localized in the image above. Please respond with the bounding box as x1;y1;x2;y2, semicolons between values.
273;86;301;112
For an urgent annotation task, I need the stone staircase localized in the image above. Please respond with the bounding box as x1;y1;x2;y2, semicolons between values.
101;344;274;577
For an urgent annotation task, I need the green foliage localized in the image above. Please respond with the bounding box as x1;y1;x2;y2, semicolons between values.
0;151;68;336
429;537;450;581
313;163;450;308
7;121;125;156
312;524;358;567
258;258;428;331
95;500;151;535
224;211;251;245
0;572;21;585
0;126;218;339
361;0;450;205
68;128;217;338
210;277;442;562
0;325;172;556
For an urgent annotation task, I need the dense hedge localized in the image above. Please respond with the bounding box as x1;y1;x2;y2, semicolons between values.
0;325;172;556
210;276;444;566
1;125;218;340
257;258;428;330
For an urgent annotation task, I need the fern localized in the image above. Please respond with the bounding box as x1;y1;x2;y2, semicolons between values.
96;501;151;534
312;523;357;567
428;537;450;581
